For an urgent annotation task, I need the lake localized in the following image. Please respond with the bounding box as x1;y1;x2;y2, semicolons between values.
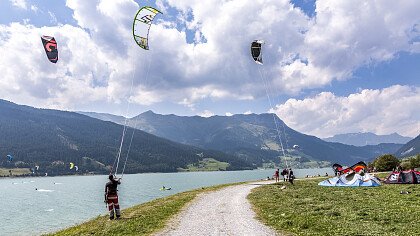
1;168;332;235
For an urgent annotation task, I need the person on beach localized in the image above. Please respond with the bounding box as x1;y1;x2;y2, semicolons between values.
281;168;288;182
274;169;280;182
288;168;294;185
105;174;121;220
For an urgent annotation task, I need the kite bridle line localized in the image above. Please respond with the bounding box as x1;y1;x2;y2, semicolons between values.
256;65;288;169
261;50;291;167
110;64;136;178
120;53;153;179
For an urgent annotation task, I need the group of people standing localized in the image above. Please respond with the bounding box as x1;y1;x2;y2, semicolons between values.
274;168;294;184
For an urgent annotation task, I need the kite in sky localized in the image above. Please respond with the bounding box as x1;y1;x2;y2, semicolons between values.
133;6;162;50
41;35;58;63
251;40;264;65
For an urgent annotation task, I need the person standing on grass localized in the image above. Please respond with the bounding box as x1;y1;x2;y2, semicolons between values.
105;174;121;220
288;168;294;185
281;168;288;182
274;169;280;182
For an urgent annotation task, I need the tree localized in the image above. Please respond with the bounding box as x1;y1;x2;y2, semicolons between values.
372;154;400;171
409;154;420;170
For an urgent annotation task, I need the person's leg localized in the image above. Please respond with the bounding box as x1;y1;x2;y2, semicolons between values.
114;195;121;219
107;198;115;220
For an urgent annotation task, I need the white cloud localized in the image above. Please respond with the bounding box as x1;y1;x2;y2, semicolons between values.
1;0;420;116
225;112;233;116
10;0;27;10
244;110;252;115
30;5;38;12
272;85;420;138
48;11;58;24
10;0;38;12
197;110;214;117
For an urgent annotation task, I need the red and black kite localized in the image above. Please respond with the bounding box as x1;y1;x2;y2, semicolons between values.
41;35;58;63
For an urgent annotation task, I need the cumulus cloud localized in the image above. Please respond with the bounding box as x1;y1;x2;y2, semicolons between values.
0;0;419;116
10;0;38;12
10;0;27;10
272;85;420;138
197;110;214;117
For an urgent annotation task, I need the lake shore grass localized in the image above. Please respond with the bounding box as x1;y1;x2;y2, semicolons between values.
248;177;420;236
47;182;244;236
0;167;31;176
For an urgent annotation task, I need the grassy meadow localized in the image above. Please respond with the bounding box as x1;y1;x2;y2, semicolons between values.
248;178;420;236
180;158;230;171
0;168;32;176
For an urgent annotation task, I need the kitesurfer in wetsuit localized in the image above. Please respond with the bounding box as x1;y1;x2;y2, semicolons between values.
105;174;121;220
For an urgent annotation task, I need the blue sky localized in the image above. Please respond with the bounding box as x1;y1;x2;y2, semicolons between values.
0;0;419;138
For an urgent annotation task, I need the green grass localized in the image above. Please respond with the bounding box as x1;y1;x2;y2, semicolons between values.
48;182;243;236
180;158;230;171
248;179;420;236
0;168;32;176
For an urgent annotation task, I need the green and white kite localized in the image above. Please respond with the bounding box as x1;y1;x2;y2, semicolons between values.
133;6;162;50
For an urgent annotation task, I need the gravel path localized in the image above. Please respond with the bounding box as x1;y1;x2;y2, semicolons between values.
155;181;277;236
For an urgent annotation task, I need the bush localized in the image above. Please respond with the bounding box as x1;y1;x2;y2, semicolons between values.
409;154;420;170
372;154;400;171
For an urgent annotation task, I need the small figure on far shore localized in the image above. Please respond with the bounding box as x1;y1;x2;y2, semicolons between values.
281;168;288;182
274;169;280;182
325;172;328;177
288;168;294;185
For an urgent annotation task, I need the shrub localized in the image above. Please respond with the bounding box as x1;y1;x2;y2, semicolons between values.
372;154;400;171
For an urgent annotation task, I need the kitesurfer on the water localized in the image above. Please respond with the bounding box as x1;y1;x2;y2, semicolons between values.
105;174;121;220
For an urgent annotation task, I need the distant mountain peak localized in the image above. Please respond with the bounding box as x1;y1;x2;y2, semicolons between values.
324;132;412;146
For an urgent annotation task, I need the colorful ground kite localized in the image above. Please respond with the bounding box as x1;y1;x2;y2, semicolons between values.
384;170;420;184
133;6;161;50
332;161;367;175
319;172;381;187
41;36;58;63
251;40;264;65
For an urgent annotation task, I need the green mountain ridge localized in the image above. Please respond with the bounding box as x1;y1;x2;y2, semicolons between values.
81;111;404;167
0;100;250;176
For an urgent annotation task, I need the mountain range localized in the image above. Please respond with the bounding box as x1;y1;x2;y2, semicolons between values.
80;111;405;168
395;134;420;157
0;100;249;176
323;132;412;146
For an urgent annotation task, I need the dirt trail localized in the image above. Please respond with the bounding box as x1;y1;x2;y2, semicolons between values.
155;181;277;236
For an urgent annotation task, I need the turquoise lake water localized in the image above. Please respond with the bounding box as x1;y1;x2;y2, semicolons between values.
1;168;332;235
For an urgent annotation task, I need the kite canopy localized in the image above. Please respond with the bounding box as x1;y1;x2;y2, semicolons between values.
319;172;380;187
251;40;264;65
133;6;162;50
41;36;58;63
384;170;420;184
333;161;367;175
69;162;74;170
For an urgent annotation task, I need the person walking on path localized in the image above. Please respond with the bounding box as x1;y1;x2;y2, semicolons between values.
105;174;121;220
